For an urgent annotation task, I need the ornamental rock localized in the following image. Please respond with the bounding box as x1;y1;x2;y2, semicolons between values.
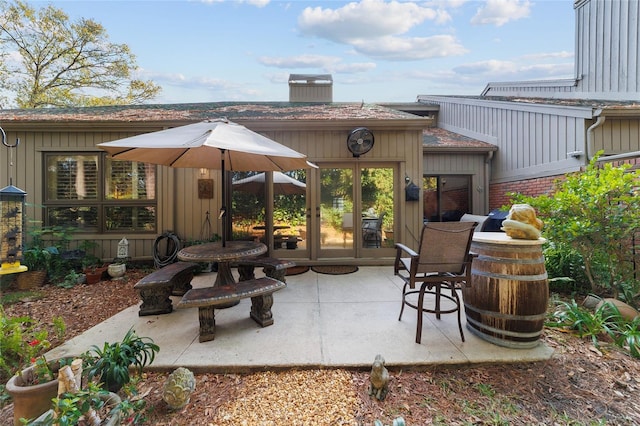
162;367;196;410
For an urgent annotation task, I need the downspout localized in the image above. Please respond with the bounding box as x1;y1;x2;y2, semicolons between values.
484;151;494;214
585;109;605;163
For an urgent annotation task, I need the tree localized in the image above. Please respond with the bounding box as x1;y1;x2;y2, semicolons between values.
0;0;161;108
511;152;640;301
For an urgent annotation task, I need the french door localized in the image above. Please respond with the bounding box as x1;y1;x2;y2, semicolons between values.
231;164;397;261
313;163;396;259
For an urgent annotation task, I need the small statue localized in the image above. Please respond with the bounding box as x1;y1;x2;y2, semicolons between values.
501;203;544;240
162;367;196;410
369;354;390;401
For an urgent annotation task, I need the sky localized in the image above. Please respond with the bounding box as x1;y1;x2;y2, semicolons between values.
30;0;577;104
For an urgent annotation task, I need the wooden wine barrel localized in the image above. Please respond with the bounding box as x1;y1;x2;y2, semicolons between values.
463;232;548;349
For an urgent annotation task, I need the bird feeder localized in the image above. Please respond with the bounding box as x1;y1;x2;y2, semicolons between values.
0;184;28;275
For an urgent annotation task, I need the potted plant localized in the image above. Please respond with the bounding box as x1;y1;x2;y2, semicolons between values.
18;246;56;289
107;259;127;280
75;240;104;284
4;357;72;426
31;382;123;426
85;328;159;393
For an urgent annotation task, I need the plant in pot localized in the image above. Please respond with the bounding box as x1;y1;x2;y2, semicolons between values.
1;307;67;425
79;240;106;284
107;259;127;280
31;381;124;426
19;246;56;289
5;357;74;426
85;328;159;393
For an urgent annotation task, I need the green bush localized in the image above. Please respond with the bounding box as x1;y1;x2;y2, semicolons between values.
547;298;639;357
511;152;640;301
0;306;65;384
85;327;159;393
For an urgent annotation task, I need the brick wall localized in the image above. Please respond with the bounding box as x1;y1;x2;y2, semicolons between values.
489;175;563;210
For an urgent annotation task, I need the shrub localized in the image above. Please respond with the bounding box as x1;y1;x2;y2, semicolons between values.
511;152;640;301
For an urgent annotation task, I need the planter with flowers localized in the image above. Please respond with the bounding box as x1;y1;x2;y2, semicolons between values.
3;326;156;425
4;357;69;425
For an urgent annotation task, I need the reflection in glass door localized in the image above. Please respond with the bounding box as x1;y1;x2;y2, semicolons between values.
317;165;395;258
423;175;471;222
361;166;394;250
231;170;307;257
319;167;354;255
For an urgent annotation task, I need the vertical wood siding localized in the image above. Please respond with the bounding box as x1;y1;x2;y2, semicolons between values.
575;0;640;95
422;153;488;215
593;119;640;155
423;97;592;183
0;124;424;260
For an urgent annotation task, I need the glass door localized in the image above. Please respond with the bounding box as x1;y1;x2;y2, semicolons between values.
231;170;308;258
318;167;355;257
315;164;396;259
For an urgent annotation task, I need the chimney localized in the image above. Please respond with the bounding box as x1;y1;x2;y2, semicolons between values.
288;74;333;102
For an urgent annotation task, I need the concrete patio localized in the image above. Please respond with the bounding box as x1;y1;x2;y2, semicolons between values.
46;266;553;373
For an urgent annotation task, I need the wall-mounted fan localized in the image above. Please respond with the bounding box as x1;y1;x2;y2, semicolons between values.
346;127;374;157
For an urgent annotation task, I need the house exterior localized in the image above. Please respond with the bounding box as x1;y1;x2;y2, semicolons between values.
417;0;640;209
0;102;433;264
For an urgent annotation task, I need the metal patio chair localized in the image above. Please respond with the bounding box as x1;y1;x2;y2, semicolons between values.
394;221;477;344
362;212;385;248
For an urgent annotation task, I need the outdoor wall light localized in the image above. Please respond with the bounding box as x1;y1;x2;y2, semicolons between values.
200;168;208;177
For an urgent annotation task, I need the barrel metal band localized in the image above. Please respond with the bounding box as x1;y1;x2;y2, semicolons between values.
466;323;541;349
475;254;545;264
465;316;543;338
470;268;548;281
463;302;547;321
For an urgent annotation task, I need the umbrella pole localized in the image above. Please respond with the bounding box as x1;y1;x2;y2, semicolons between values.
219;150;227;247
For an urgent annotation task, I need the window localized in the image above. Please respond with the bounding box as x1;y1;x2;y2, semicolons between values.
423;175;471;222
44;153;156;233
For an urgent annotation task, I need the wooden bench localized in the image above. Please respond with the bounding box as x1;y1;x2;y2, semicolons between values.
176;277;286;342
133;262;198;316
235;257;296;283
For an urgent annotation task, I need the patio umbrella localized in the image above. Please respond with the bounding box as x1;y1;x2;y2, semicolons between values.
233;171;306;196
97;118;313;246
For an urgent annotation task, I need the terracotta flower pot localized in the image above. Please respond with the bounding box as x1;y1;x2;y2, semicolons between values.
84;266;108;284
5;363;60;426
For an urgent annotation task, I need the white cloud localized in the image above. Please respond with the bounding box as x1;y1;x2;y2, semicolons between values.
353;34;467;60
453;58;574;80
470;0;531;27
520;51;574;61
259;54;343;69
258;54;376;74
298;0;446;41
296;0;464;61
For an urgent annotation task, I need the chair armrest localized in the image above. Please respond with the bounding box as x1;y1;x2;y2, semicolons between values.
394;243;418;257
394;243;418;275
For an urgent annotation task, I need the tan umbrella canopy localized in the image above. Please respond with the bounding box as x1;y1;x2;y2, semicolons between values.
233;172;306;196
98;118;313;245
